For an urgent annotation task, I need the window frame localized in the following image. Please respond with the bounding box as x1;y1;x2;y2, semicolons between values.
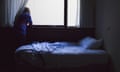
30;0;79;29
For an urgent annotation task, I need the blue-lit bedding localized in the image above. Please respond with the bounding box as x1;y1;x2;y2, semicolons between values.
15;42;80;54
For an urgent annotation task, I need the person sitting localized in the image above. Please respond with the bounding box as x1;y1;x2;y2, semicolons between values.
14;7;33;46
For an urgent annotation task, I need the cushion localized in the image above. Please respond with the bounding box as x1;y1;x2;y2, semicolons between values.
79;36;103;49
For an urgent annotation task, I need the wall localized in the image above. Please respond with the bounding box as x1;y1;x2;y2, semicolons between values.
27;28;95;42
96;0;120;72
0;27;16;72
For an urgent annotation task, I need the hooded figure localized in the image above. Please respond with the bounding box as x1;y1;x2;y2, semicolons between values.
14;7;33;46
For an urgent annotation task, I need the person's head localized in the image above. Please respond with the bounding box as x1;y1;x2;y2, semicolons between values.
23;7;30;14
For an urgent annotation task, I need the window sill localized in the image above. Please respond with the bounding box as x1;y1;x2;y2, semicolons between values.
31;25;80;29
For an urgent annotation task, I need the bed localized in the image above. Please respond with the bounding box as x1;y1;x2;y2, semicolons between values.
15;37;110;72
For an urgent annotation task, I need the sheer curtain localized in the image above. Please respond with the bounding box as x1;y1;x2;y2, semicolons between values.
80;0;96;28
67;0;80;27
1;0;28;27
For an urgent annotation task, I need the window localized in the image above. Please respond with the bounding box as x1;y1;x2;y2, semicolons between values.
26;0;80;27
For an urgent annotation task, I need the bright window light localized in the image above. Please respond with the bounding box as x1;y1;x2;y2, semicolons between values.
67;0;80;27
26;0;64;25
26;0;80;27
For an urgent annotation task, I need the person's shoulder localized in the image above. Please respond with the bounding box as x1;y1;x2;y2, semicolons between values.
24;13;31;17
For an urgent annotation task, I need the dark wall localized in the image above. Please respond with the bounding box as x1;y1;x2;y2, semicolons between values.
96;0;120;72
0;27;16;72
27;28;95;42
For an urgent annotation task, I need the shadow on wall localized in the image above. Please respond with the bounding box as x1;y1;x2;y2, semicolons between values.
27;28;95;42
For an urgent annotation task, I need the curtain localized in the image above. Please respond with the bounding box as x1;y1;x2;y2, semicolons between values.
76;0;80;28
80;0;96;28
0;0;28;27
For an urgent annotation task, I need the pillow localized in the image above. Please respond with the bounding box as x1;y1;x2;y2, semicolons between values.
79;36;103;49
89;39;103;49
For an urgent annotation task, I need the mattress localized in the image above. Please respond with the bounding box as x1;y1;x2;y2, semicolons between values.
15;42;109;68
42;49;108;68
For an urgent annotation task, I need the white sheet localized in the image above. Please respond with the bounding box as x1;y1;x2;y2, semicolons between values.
15;42;106;54
15;42;78;53
52;46;106;54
